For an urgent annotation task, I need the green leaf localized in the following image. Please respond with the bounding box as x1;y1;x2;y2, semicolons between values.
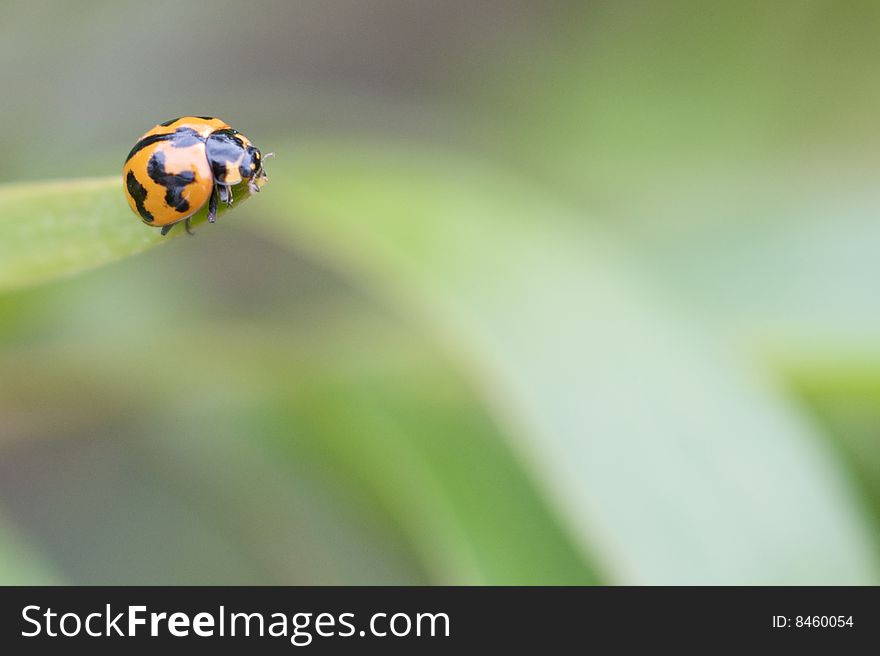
0;176;256;293
785;357;880;541
255;320;599;584
0;177;156;292
258;140;880;584
463;1;880;349
0;308;597;584
631;189;880;353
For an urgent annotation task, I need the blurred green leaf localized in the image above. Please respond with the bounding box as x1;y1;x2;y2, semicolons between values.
632;189;880;352
461;1;880;348
0;176;256;293
257;322;599;585
785;357;880;540
0;177;156;292
0;306;597;584
0;348;427;585
258;140;879;583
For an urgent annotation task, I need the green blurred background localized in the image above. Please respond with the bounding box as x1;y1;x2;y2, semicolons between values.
1;0;880;584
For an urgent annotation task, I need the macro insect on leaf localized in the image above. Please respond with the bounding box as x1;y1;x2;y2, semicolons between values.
123;117;269;235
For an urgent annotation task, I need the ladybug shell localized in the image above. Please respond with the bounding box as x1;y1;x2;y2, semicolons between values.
122;117;230;228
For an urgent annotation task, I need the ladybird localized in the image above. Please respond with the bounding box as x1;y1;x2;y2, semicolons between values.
122;116;269;235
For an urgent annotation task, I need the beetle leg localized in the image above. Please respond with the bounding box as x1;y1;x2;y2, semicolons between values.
218;184;233;206
208;185;219;223
161;224;174;236
185;217;194;235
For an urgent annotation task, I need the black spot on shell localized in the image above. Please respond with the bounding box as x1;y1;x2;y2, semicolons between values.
147;151;195;214
125;171;153;222
125;133;173;163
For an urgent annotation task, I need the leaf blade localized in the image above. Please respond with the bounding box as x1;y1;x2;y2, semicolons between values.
0;177;159;292
0;175;257;292
260;141;880;583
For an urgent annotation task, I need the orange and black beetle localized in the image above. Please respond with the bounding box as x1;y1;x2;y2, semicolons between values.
123;116;268;235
